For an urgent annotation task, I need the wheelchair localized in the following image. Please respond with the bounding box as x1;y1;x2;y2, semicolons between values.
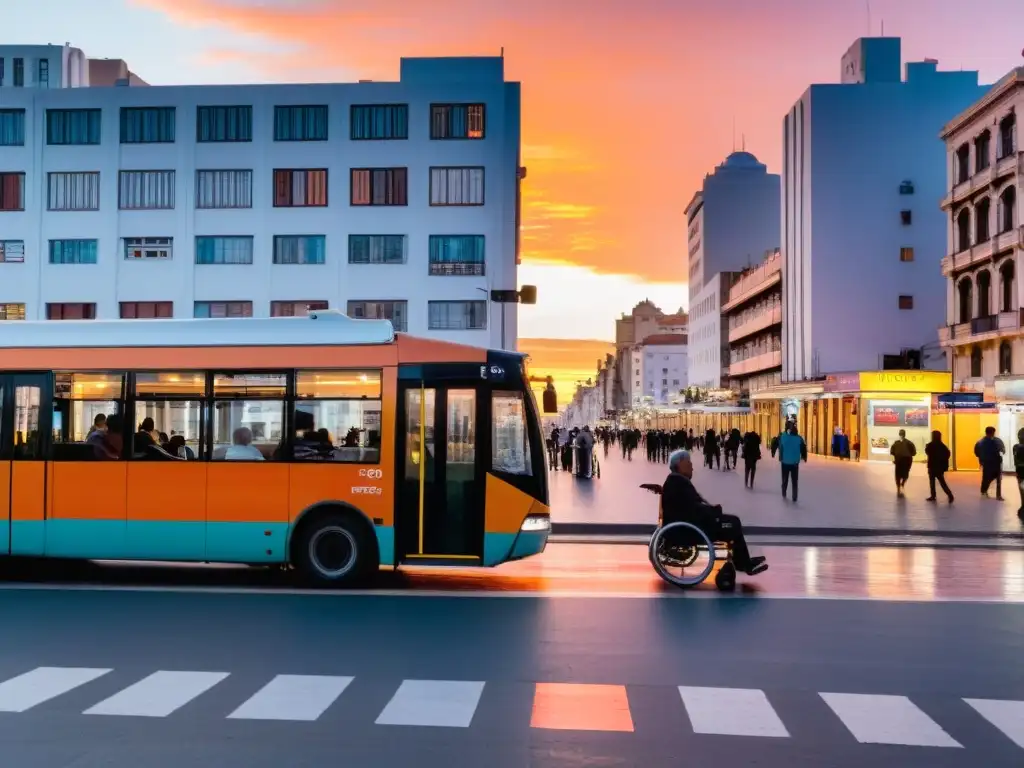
640;484;737;591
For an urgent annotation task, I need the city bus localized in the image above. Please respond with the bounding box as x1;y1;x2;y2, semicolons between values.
0;311;551;585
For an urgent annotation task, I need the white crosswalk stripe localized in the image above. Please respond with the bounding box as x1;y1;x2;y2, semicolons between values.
964;698;1024;749
820;692;962;748
678;686;789;738
0;667;111;713
228;674;354;721
375;680;485;727
84;671;229;718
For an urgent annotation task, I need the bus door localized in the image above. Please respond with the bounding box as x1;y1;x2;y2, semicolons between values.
395;380;484;564
0;374;48;556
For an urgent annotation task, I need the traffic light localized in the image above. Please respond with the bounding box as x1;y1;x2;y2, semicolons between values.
518;285;537;304
542;377;557;413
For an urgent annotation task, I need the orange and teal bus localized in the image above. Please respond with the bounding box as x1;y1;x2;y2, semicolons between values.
0;311;551;585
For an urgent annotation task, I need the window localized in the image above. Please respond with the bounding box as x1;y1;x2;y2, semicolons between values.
348;235;405;265
347;300;408;332
971;346;983;378
120;107;176;144
0;172;25;211
958;278;973;323
49;239;98;264
196;170;252;209
976;198;991;242
124;237;172;260
1000;185;1016;233
38;59;48;87
194;301;253;318
898;295;914;310
1001;261;1015;312
293;370;383;462
999;113;1016;159
197;105;252;142
47;303;96;320
978;270;992;317
428;300;487;331
195;236;253;265
492;391;530;475
0;59;4;86
0;239;25;263
0;303;25;320
47;171;100;211
271;300;328;317
428;235;485;275
119;301;172;318
899;180;914;195
900;210;912;225
273;169;327;207
430;167;485;206
351;104;408;140
118;170;175;210
0;109;25;146
899;247;914;262
431;104;485;140
13;58;23;88
273;235;326;265
46;107;95;145
274;105;328;141
350;168;407;206
1000;341;1013;375
51;372;124;460
134;372;204;460
955;144;970;184
975;131;991;172
956;208;971;251
211;373;287;461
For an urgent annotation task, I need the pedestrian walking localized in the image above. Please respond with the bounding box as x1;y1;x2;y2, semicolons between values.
924;430;954;503
741;430;761;488
975;426;1005;499
1013;429;1024;520
831;427;850;460
775;423;806;501
890;429;917;496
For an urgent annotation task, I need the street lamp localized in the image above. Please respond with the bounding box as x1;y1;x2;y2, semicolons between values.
476;285;537;350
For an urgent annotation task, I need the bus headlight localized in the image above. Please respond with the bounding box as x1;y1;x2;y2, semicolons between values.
520;515;551;532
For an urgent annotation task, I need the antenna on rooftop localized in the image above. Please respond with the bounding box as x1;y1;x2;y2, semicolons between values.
741;133;746;151
500;47;504;57
732;117;736;151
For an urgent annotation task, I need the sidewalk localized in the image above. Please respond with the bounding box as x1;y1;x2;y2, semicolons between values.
549;446;1024;537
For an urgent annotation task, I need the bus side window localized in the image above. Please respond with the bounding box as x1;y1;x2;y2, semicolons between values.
211;373;287;462
492;391;531;476
292;370;382;463
51;372;125;461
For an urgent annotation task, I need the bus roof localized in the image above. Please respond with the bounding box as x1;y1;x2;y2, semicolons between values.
0;311;397;349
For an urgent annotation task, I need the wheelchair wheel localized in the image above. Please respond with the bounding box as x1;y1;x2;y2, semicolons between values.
649;522;716;588
714;561;736;591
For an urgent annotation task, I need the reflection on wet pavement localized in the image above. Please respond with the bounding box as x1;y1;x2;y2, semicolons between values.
395;543;1024;602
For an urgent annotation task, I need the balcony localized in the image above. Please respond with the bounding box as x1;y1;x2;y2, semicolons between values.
938;309;1024;346
428;262;485;276
728;349;782;377
722;252;782;312
728;305;782;343
941;226;1023;276
942;151;1021;210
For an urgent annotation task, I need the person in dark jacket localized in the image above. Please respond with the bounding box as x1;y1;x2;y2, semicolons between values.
831;428;850;460
741;430;762;488
1012;429;1024;519
661;449;767;575
924;430;954;503
975;426;1005;499
889;429;917;497
702;429;719;469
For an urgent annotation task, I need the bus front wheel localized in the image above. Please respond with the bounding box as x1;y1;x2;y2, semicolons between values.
293;511;376;587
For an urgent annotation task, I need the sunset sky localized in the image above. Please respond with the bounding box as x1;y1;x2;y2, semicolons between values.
6;0;1024;399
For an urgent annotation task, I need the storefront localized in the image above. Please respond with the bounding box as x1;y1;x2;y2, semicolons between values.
995;377;1024;472
932;392;999;472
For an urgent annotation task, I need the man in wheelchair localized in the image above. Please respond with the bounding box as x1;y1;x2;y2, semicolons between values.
661;449;768;576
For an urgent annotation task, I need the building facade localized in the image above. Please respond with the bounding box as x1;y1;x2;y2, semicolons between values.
0;44;94;89
0;53;523;350
724;248;782;395
782;36;987;380
687;273;732;391
612;301;687;409
631;334;688;407
685;151;780;305
938;67;1022;469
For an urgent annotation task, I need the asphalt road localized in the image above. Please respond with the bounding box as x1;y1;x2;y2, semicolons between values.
0;553;1023;767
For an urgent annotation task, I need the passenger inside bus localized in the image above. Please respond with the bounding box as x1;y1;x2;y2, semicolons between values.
224;427;265;461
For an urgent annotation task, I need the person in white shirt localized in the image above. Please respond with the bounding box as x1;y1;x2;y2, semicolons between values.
224;427;265;461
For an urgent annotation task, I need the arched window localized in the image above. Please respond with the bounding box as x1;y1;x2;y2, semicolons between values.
975;130;991;172
999;113;1016;159
976;198;991;242
971;346;983;378
956;208;971;251
955;144;970;184
977;270;992;317
1000;341;1013;375
958;277;974;323
1000;186;1017;233
1001;260;1015;312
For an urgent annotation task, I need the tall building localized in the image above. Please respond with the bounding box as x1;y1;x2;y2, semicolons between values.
0;51;523;350
687;273;733;391
724;248;782;395
938;66;1021;468
782;37;987;379
685;151;780;305
612;301;687;409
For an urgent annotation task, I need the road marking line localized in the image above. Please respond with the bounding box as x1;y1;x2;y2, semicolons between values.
820;692;961;747
0;667;111;713
678;686;789;738
228;674;354;722
530;683;634;732
375;680;485;728
964;698;1024;748
84;670;229;717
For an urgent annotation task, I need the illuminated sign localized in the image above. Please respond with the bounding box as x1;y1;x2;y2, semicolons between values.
858;370;952;394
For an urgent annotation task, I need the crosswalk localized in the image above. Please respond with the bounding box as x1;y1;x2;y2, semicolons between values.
0;666;1020;751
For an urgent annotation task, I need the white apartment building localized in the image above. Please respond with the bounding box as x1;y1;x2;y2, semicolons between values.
631;334;688;406
0;44;91;89
687;274;731;391
685;151;779;305
782;36;987;379
0;53;523;350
